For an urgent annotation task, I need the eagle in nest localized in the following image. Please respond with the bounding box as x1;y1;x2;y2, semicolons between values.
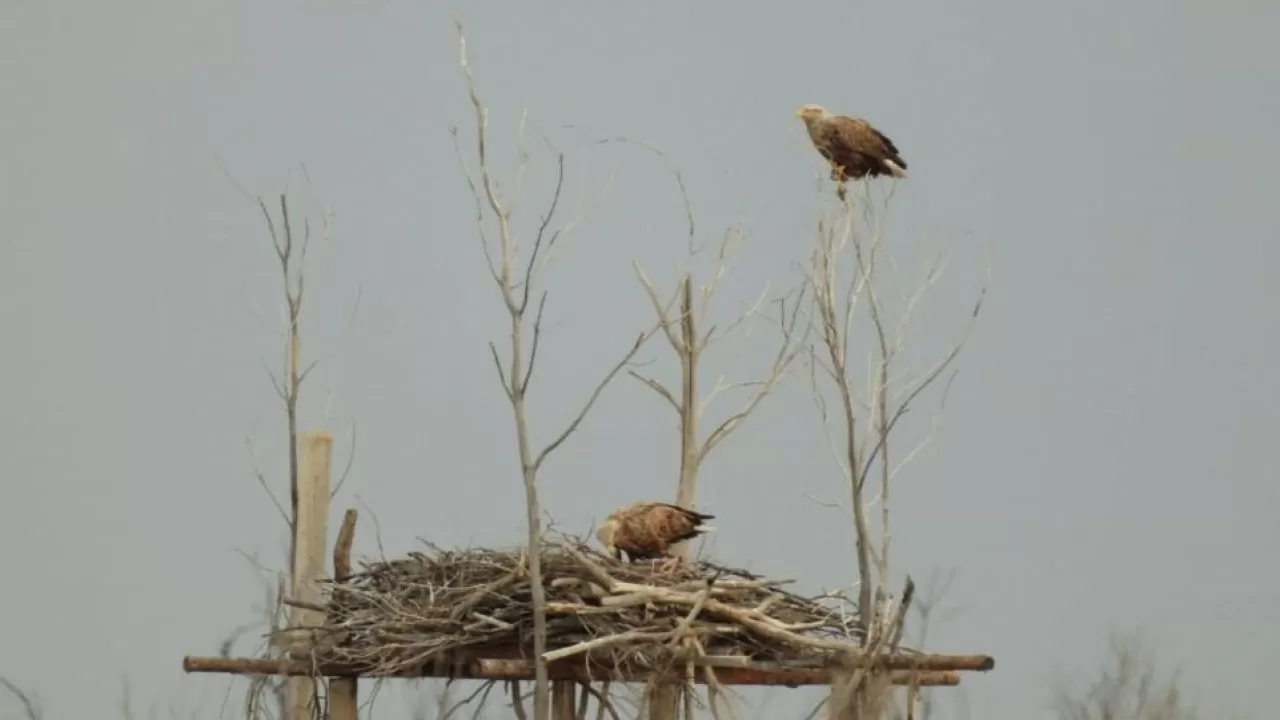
795;104;907;200
595;502;716;566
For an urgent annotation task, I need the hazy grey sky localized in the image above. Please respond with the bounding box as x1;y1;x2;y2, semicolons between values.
2;1;1277;718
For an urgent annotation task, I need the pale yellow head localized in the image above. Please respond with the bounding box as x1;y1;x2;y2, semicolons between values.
795;104;831;126
595;518;618;557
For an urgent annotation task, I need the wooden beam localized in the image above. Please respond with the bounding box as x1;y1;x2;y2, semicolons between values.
182;656;968;687
471;659;961;688
329;509;359;720
286;431;333;720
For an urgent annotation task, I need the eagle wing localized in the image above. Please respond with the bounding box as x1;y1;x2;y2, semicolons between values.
839;117;906;171
867;124;901;159
613;502;712;555
812;122;848;165
833;118;881;156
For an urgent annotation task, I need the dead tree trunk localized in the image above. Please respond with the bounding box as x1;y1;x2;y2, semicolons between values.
650;276;698;720
285;431;332;720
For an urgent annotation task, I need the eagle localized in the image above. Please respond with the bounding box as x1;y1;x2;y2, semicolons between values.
595;502;716;564
795;104;908;200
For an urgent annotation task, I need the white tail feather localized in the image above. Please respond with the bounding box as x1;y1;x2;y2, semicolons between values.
885;160;907;178
695;524;716;533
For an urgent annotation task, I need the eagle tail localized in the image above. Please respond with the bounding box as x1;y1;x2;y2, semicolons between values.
683;510;716;536
669;523;715;545
883;158;908;179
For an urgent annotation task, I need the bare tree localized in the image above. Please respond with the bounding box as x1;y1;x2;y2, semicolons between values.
452;24;658;720
253;191;315;720
805;183;984;717
1051;631;1229;720
617;150;807;720
629;187;809;559
216;170;358;720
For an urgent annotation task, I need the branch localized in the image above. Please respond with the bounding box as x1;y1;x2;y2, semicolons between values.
699;289;809;461
331;421;358;497
0;678;40;720
244;435;289;525
520;292;550;396
533;328;658;472
519;153;566;315
858;287;985;485
626;369;681;412
632;261;684;351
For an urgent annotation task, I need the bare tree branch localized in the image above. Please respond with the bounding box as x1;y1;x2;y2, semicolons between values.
331;420;358;497
806;183;984;631
453;23;658;720
629;192;810;522
615;138;811;720
627;369;680;412
533;329;653;470
804;181;985;720
1052;631;1210;720
0;678;41;720
214;164;361;720
245;435;289;526
699;291;807;462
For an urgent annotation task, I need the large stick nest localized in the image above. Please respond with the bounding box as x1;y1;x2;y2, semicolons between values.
288;536;872;676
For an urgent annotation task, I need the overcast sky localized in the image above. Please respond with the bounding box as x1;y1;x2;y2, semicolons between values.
2;1;1277;718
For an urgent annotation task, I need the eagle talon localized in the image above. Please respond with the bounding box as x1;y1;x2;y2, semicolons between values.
657;556;684;575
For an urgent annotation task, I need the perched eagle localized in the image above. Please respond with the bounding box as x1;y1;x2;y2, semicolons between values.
795;104;907;200
595;502;716;563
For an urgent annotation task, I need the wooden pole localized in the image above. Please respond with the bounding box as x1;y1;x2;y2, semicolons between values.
551;681;576;720
286;431;333;720
329;509;359;720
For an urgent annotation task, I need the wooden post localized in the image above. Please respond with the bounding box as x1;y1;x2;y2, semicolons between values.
329;509;359;720
551;682;576;720
286;430;333;720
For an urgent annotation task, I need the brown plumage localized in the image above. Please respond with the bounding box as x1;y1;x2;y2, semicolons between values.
595;502;716;562
795;104;907;200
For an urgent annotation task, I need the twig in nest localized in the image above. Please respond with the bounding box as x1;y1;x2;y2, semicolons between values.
666;573;720;648
542;630;671;663
560;542;618;592
449;561;525;621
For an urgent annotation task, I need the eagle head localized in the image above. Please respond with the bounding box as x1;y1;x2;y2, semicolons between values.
795;104;830;125
595;518;619;557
